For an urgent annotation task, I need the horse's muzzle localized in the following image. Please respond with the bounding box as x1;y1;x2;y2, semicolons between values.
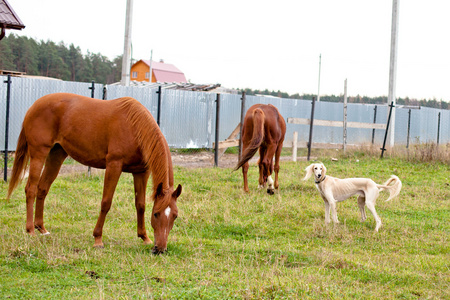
267;189;275;195
152;246;166;255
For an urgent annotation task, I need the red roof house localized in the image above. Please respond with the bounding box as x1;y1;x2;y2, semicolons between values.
130;59;187;83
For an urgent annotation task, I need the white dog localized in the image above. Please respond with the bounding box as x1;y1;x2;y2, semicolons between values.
303;163;402;232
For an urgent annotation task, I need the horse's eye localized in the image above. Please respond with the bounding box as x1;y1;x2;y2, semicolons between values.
154;213;159;218
173;215;178;220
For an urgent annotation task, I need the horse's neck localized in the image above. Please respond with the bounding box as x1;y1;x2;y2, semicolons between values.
150;143;174;191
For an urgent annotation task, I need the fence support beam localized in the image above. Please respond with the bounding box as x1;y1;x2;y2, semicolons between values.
372;105;378;144
214;94;221;167
102;85;107;100
87;81;95;177
239;91;246;160
3;74;11;182
156;86;162;127
437;112;441;146
406;109;411;149
89;80;95;98
307;97;316;161
381;101;395;158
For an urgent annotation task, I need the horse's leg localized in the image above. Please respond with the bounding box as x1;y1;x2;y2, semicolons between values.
34;145;68;234
242;161;250;193
258;147;267;188
241;138;251;192
273;142;283;190
93;160;123;247
25;147;51;235
264;144;278;194
133;172;152;245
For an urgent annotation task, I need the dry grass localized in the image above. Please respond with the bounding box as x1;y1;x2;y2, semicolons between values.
295;142;450;164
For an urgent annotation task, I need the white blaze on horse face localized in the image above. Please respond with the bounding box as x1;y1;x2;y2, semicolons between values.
164;206;171;238
164;206;171;219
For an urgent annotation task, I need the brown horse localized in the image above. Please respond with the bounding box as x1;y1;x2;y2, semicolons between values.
7;93;182;254
235;104;286;194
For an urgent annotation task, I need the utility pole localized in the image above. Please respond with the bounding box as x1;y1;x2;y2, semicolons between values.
387;0;399;147
317;54;321;102
149;49;153;82
121;0;133;86
343;79;348;153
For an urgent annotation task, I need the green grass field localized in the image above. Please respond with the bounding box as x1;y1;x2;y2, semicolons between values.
0;154;449;299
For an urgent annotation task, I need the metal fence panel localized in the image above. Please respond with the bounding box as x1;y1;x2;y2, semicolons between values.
105;85;159;116
1;76;449;152
161;90;216;148
0;76;102;151
218;93;242;142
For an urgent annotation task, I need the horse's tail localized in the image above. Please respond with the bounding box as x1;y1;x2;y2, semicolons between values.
234;108;265;170
7;128;29;200
377;175;402;202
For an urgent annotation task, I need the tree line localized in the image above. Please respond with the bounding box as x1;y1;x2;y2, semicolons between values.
0;34;448;109
0;34;122;84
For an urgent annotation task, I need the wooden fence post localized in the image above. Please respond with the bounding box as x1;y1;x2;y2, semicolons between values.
292;131;298;161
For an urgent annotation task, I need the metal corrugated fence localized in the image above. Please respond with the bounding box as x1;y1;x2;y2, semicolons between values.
1;75;449;152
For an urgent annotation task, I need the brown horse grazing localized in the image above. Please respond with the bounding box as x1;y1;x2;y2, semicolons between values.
7;93;182;254
235;104;286;194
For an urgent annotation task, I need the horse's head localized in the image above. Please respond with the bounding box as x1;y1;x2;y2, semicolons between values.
151;183;182;254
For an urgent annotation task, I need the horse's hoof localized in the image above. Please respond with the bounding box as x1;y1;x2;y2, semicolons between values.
41;231;51;236
143;238;153;245
93;244;105;249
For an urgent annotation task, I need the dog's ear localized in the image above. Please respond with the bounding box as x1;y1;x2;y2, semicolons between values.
303;164;314;181
321;164;327;177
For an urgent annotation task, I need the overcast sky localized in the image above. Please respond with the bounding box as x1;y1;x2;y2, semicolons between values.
8;0;450;101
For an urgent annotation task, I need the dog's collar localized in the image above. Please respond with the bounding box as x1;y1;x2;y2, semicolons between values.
315;176;326;184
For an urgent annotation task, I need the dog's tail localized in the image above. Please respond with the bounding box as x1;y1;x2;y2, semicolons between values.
7;127;29;200
234;108;265;171
377;175;402;201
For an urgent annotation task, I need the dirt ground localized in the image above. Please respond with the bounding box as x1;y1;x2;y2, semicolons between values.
170;152;301;169
6;152;307;178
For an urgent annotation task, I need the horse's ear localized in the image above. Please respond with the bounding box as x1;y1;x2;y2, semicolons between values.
173;184;182;198
156;182;164;196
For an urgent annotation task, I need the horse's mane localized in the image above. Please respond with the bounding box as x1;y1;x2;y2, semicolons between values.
117;97;174;206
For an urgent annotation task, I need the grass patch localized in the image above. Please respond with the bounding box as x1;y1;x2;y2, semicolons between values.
0;154;449;299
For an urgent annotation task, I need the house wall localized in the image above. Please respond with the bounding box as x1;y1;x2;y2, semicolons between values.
130;61;151;82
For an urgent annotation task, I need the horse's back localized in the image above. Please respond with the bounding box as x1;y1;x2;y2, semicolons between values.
245;104;286;141
27;93;137;118
24;93;134;139
22;93;147;169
